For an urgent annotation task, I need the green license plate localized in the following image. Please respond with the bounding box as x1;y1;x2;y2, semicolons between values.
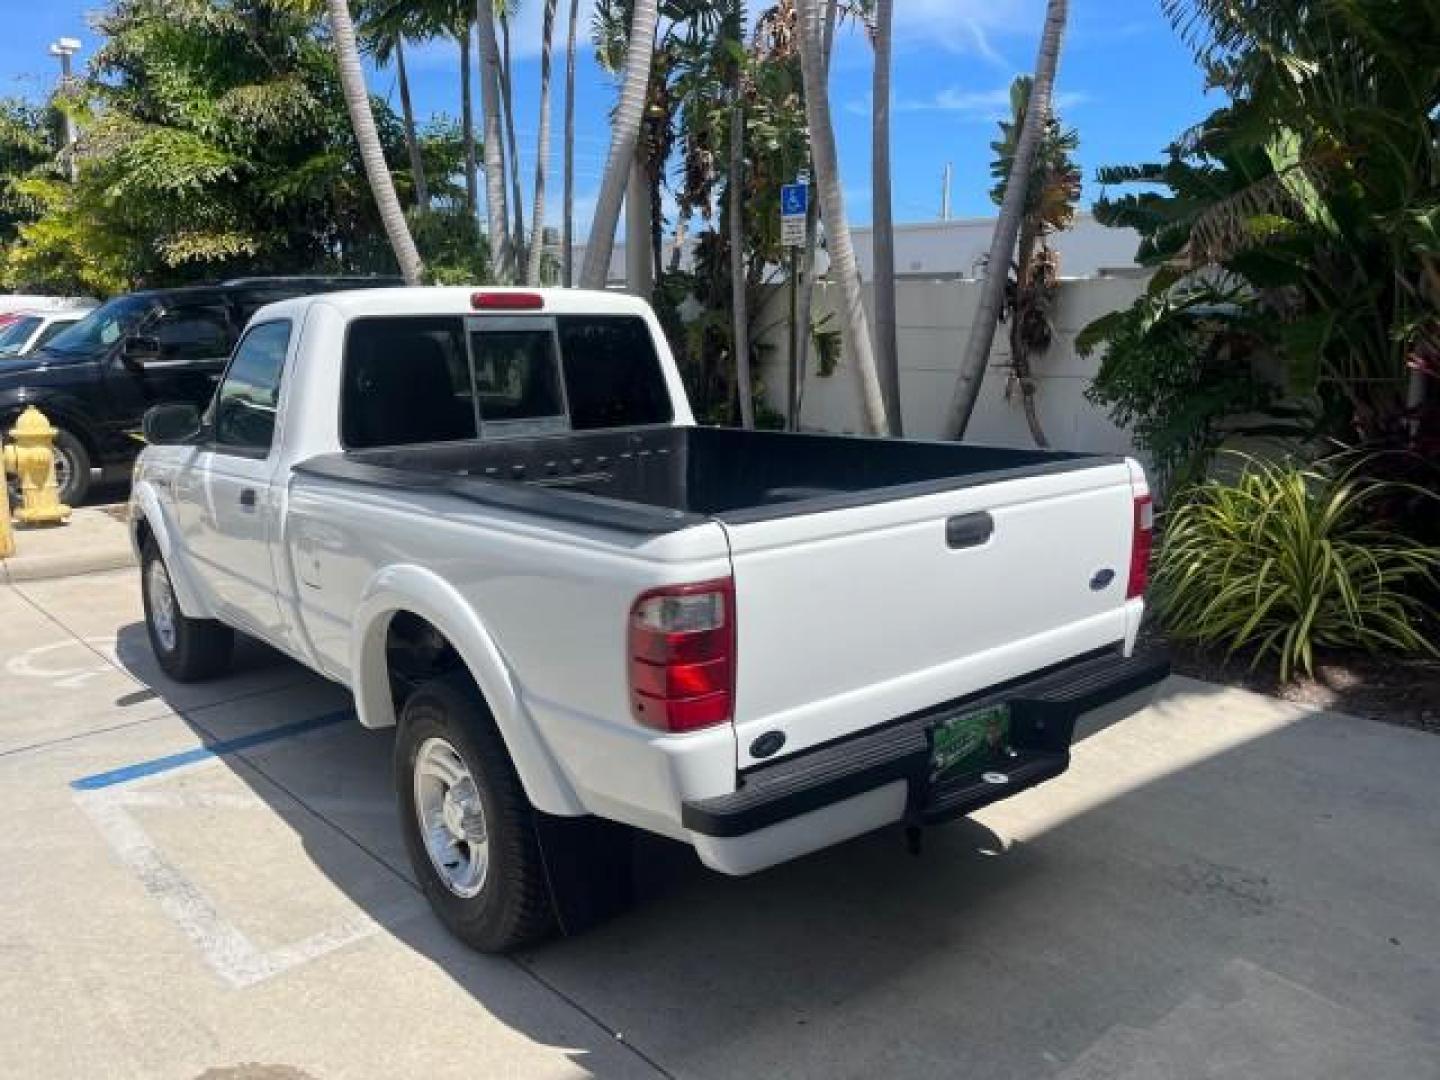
929;703;1011;783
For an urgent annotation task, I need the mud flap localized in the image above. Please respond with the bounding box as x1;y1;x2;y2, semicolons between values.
532;812;637;937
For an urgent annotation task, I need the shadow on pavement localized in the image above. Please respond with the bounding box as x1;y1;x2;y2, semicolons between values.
108;622;1440;1079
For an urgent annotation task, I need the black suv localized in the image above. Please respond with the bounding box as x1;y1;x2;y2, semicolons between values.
0;277;399;504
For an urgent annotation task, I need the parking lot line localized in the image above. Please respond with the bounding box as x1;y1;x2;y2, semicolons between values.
70;709;353;791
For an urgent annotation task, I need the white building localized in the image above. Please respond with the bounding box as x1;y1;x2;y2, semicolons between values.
577;212;1142;285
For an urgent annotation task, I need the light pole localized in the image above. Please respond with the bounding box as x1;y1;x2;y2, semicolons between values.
48;37;82;181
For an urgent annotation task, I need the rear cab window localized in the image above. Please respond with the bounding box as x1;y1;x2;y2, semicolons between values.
340;313;673;449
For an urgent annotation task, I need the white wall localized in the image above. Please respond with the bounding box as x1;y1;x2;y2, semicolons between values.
847;214;1142;280
753;274;1149;458
577;213;1142;286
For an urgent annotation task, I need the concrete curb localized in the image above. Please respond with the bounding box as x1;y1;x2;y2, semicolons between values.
1;506;136;584
2;546;137;583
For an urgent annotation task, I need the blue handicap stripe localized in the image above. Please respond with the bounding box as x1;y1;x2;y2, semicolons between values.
70;709;354;791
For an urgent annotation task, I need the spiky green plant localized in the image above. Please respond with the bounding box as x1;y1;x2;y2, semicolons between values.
1153;456;1439;679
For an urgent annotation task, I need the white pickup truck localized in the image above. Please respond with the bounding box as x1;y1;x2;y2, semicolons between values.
130;287;1168;951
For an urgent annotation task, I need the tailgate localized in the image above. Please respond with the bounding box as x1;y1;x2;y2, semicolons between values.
722;460;1140;767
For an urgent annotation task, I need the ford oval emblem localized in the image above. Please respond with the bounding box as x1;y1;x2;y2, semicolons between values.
1089;568;1116;591
750;731;786;759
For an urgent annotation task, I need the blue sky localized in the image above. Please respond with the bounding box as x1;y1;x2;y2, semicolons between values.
0;0;1218;234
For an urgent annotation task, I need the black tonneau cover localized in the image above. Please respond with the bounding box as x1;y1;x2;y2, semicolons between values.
294;426;1118;536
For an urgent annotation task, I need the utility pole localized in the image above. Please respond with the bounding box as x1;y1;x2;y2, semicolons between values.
940;162;952;221
48;37;82;181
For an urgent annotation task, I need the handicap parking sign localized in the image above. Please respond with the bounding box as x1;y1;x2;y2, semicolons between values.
780;183;809;217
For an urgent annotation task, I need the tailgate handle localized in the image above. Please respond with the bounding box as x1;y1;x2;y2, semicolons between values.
946;511;994;549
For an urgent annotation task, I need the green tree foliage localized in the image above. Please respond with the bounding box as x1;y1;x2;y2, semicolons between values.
1081;0;1440;488
0;100;57;246
4;0;454;292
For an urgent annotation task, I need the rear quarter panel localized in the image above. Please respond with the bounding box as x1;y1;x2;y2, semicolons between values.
283;474;738;830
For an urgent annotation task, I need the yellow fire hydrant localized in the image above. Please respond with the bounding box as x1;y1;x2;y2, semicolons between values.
0;456;11;557
2;406;71;526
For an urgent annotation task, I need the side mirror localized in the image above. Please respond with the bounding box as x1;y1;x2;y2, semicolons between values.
142;402;202;445
121;334;163;369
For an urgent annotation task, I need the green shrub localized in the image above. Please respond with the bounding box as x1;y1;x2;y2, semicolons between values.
1152;456;1439;679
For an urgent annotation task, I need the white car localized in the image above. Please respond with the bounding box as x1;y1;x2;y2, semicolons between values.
129;287;1169;951
0;308;92;358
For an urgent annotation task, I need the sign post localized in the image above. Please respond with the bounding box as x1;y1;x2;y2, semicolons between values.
780;181;809;429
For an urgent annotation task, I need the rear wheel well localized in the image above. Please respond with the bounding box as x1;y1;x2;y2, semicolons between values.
385;611;468;716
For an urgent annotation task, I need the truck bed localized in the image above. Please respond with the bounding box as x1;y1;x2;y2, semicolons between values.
294;426;1117;534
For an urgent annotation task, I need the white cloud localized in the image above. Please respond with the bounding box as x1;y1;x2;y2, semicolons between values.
891;0;1043;61
892;86;1089;120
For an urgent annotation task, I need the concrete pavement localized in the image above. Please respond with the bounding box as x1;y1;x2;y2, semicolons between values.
2;568;1438;1079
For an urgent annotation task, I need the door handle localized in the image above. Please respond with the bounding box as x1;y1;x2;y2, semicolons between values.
946;511;994;549
239;488;257;509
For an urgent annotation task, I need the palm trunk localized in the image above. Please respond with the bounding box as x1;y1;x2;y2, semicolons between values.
526;0;559;285
459;25;478;215
795;0;887;435
625;159;653;295
499;17;527;266
649;163;664;284
793;0;839;429
579;0;660;289
395;38;430;212
871;0;900;435
475;0;511;278
327;0;423;285
562;0;579;286
945;0;1067;440
730;99;754;428
1012;218;1049;447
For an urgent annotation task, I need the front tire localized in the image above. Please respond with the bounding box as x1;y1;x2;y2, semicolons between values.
395;673;555;952
141;540;233;681
52;428;91;507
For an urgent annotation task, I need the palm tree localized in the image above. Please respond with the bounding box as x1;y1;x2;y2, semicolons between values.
946;0;1068;440
459;19;479;213
357;2;431;212
326;0;424;284
870;0;900;434
579;0;660;289
990;75;1080;448
728;31;753;428
526;0;559;284
795;0;887;435
497;4;528;266
475;0;512;277
392;38;431;211
794;0;839;428
562;0;579;284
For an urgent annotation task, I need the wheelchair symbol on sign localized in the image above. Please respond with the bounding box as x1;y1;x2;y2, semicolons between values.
781;184;808;217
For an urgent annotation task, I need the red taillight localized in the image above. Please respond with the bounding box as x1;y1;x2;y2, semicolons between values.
628;579;735;733
1127;494;1154;599
471;290;544;310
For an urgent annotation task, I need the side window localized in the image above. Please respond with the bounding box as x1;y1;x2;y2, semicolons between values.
214;320;291;453
557;316;674;429
32;319;76;351
342;317;475;449
469;325;567;436
153;304;232;363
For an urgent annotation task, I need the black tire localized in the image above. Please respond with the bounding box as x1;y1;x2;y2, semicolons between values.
52;428;91;507
140;539;234;682
395;673;555;952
